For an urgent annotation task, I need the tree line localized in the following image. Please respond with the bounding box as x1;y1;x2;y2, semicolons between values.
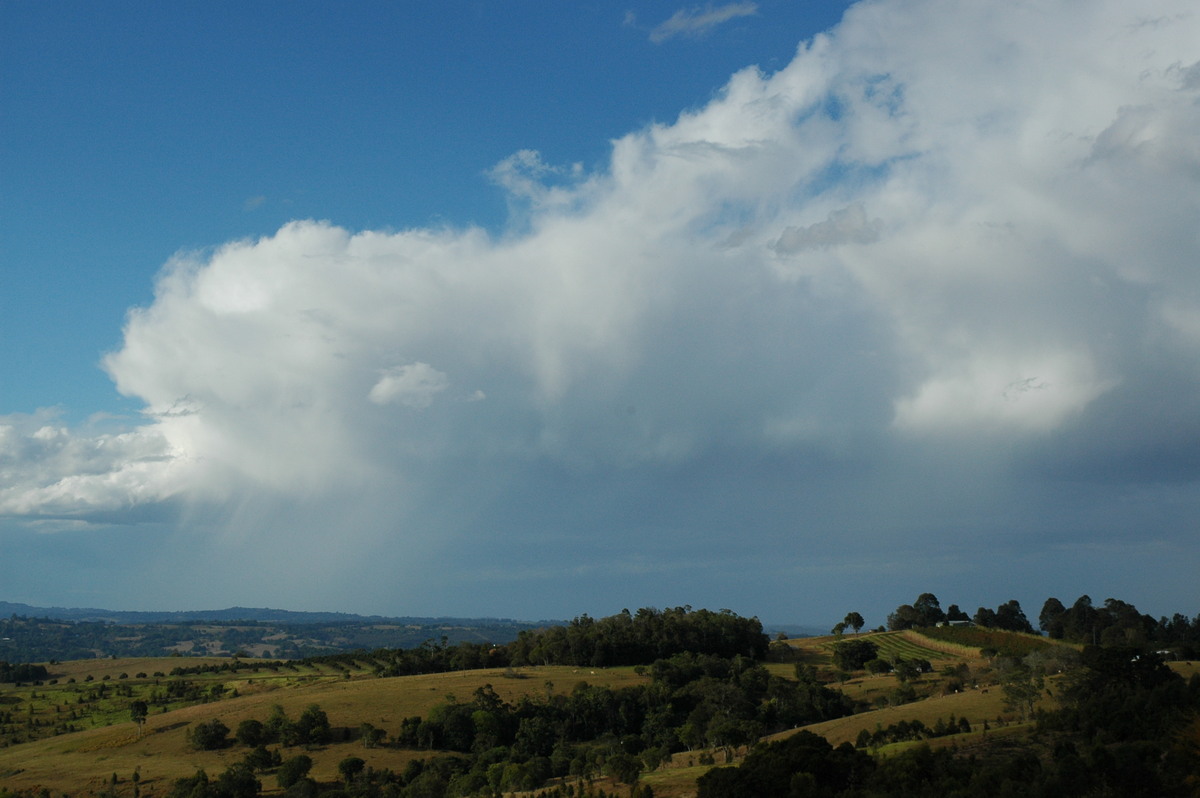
881;592;1200;656
1038;595;1200;653
0;662;48;684
299;606;770;679
884;593;1035;633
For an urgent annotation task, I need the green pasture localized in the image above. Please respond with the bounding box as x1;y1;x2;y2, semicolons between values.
859;632;955;662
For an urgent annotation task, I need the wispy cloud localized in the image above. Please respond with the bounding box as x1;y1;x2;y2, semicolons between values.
648;2;758;43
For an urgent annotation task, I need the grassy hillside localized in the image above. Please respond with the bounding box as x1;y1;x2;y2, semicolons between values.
0;662;643;794
2;626;1193;796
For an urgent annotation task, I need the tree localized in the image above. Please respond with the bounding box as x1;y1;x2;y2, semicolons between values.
169;769;210;798
913;594;946;627
130;700;148;739
893;659;920;683
831;622;847;638
1063;595;1099;643
843;612;865;635
794;663;818;683
214;764;260;798
945;604;970;622
887;604;920;630
242;744;280;772
696;730;873;798
1039;598;1067;638
236;718;267;747
994;600;1034;633
265;704;295;745
973;606;997;628
606;751;642;786
1000;666;1044;721
276;755;313;789
641;745;670;772
358;721;385;748
295;704;331;744
831;639;878;670
338;756;366;784
189;719;230;750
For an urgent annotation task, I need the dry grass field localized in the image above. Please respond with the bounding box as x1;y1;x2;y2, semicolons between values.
0;664;645;795
785;682;1017;747
45;658;234;683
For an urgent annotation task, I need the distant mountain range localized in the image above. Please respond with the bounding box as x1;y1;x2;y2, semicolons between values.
0;600;557;628
0;601;823;664
763;623;828;638
0;600;823;639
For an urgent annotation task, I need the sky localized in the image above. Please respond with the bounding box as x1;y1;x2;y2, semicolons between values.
2;0;1199;629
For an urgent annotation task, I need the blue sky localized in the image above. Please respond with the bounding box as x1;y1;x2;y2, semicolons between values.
3;0;1200;628
3;1;844;421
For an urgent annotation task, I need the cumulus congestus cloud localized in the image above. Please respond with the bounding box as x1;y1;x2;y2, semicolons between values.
3;0;1199;603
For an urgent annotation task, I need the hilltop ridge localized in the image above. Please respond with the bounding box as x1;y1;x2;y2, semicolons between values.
0;600;557;627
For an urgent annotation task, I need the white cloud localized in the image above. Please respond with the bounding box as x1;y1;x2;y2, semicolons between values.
368;363;449;408
892;352;1117;434
0;411;184;518
487;149;586;205
649;3;759;44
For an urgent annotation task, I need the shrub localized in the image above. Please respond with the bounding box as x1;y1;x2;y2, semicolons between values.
832;639;879;670
277;755;313;789
338;756;366;784
242;744;280;772
237;718;267;747
865;658;892;674
189;718;230;750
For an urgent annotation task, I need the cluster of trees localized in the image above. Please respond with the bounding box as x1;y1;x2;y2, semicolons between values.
189;704;334;751
1038;595;1200;654
169;766;261;798
329;639;506;679
307;606;769;678
700;648;1200;797
0;662;48;683
506;607;769;667
854;715;972;748
392;652;853;763
830;640;878;671
886;593;1034;633
171;753;655;798
0;617;123;662
830;612;865;637
882;592;1200;655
